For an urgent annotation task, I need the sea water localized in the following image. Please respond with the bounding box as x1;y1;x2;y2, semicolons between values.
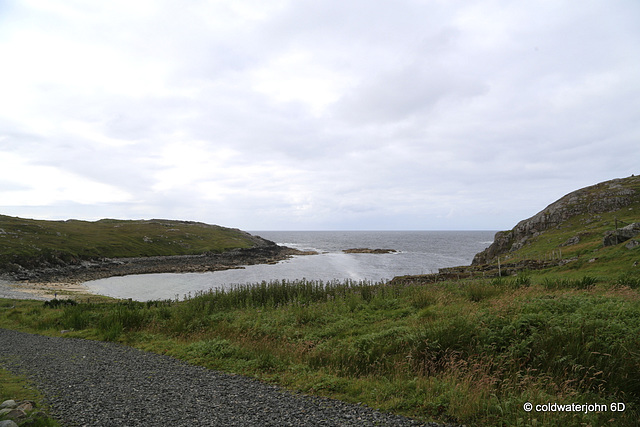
84;230;495;301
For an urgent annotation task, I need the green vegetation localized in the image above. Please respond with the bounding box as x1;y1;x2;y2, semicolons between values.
492;177;640;273
1;274;639;426
0;215;261;269
1;178;638;425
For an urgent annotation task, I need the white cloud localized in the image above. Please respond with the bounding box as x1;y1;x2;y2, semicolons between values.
250;49;351;115
0;151;132;206
0;0;639;230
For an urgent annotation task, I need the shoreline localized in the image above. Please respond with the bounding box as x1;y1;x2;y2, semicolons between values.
0;279;91;300
1;245;315;301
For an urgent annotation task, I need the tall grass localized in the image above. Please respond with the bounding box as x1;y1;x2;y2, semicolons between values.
2;276;639;425
186;278;388;311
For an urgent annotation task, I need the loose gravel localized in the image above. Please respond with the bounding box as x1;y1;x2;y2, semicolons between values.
0;329;449;426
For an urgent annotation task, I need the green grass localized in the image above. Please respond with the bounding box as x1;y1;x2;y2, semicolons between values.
1;274;639;426
0;368;61;426
0;215;262;269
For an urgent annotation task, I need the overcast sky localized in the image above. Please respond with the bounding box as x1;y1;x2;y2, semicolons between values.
1;1;638;230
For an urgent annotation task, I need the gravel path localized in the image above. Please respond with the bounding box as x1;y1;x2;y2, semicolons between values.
0;329;446;426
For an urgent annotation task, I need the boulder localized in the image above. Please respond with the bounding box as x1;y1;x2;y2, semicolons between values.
17;401;34;412
0;409;25;421
561;235;581;246
603;223;640;246
626;239;640;250
0;400;16;409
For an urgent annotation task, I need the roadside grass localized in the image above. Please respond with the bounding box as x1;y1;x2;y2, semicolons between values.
1;273;639;426
0;368;61;426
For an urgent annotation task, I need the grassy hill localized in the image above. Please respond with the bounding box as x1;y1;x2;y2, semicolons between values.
0;215;269;269
470;175;640;280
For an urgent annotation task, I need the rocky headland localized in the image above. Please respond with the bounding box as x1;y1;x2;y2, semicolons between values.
393;175;640;285
473;175;640;265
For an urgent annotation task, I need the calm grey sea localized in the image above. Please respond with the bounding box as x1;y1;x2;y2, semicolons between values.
84;230;496;301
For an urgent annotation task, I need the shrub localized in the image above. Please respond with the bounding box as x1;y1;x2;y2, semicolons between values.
615;272;640;289
409;288;437;309
465;281;500;302
187;338;235;359
542;275;598;290
43;299;78;308
512;272;531;288
61;305;92;330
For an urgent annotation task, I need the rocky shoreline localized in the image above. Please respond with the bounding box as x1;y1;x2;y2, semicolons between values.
0;244;316;300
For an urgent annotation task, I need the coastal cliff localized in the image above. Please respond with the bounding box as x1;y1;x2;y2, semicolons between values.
473;175;640;265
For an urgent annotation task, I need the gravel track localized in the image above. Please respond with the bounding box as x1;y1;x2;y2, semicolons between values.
0;329;446;426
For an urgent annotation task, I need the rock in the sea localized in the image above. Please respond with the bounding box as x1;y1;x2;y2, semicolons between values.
342;248;397;254
603;222;640;246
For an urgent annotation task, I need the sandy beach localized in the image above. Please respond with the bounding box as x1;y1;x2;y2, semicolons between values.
0;245;313;301
0;279;94;301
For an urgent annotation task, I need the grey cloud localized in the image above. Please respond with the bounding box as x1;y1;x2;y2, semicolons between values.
1;1;639;230
333;62;488;124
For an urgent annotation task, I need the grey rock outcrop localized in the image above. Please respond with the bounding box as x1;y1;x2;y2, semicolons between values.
626;239;640;250
603;222;640;246
473;176;639;265
3;244;308;283
560;234;582;246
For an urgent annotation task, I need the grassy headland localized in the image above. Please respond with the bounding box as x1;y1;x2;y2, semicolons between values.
0;216;285;282
0;216;264;267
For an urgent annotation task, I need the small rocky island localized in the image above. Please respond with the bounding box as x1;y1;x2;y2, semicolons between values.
342;248;397;254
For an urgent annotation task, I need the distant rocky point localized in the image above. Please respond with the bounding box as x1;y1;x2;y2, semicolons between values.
343;248;397;254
